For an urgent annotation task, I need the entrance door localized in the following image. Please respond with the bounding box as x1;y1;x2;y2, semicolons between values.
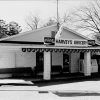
36;52;44;73
63;54;70;72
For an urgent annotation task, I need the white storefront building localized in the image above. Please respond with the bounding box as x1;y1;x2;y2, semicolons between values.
0;24;99;80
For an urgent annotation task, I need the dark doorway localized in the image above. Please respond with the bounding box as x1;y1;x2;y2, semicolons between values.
63;54;70;73
36;52;44;73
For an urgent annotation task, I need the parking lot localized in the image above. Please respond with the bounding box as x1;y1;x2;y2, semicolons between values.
0;77;100;100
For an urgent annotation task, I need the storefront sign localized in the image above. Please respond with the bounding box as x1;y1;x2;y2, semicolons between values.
44;37;55;44
88;40;95;45
55;38;88;47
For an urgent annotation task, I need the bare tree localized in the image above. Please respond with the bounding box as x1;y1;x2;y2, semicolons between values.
61;13;70;23
25;14;40;30
43;18;56;27
68;0;100;41
43;13;70;27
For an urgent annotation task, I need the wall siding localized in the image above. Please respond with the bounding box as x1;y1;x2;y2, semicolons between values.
0;50;15;78
52;52;63;67
0;51;15;69
15;51;36;69
60;29;86;40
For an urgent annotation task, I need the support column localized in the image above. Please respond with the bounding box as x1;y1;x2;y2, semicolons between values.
84;51;91;76
43;52;51;80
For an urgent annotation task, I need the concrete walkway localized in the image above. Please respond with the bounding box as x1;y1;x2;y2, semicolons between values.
0;78;100;100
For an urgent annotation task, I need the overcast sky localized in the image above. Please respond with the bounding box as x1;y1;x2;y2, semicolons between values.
0;0;91;32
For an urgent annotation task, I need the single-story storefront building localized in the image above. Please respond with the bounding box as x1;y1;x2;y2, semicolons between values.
0;24;99;80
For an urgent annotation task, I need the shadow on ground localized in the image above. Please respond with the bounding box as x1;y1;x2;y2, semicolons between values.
33;76;100;87
53;92;100;97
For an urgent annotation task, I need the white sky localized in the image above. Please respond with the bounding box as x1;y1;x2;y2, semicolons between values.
0;0;91;32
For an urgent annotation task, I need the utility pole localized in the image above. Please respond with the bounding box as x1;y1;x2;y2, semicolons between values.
57;0;59;29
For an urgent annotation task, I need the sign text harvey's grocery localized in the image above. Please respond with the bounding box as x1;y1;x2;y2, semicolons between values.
55;39;88;46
